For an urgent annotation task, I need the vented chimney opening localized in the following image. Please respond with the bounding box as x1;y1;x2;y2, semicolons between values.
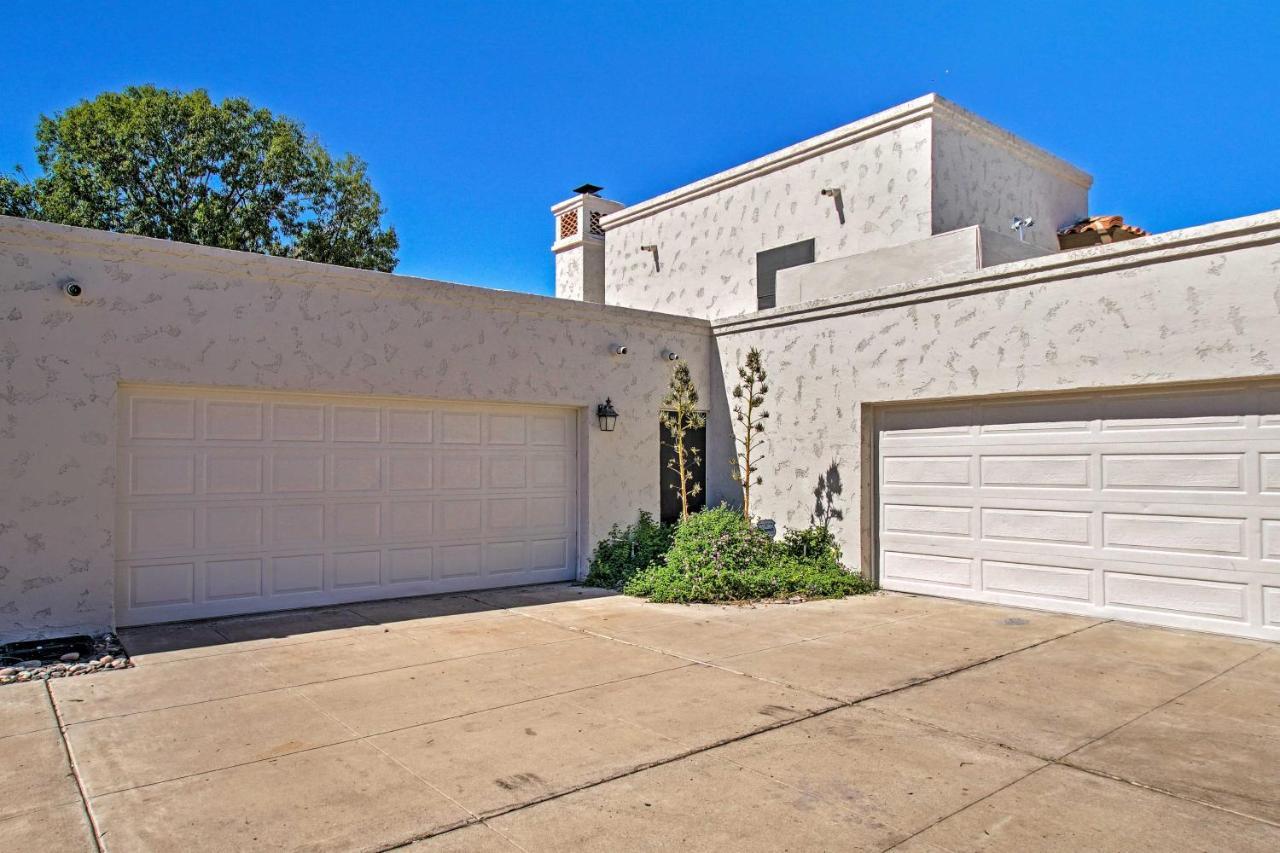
558;210;579;240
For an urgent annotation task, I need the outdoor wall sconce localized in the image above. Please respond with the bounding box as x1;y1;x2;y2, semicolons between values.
640;244;660;272
821;187;845;225
596;398;619;431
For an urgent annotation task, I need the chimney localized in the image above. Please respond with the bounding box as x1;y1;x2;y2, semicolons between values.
551;184;624;303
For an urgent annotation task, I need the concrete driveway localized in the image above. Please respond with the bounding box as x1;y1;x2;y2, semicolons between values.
2;585;1276;852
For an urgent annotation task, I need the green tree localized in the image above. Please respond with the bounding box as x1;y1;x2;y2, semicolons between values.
731;347;769;520
661;361;706;521
0;85;398;271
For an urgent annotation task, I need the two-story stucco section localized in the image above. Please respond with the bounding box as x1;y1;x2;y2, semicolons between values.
601;95;1090;320
0;218;712;640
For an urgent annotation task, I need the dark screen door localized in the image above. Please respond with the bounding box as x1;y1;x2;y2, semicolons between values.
660;418;707;525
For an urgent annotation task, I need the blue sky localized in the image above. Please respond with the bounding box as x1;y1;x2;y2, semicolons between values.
3;2;1277;295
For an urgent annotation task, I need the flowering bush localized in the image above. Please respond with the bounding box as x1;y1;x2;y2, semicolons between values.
583;511;675;590
616;505;874;603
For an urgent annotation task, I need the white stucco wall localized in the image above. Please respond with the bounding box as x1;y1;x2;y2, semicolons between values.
602;95;1091;322
602;102;937;321
709;211;1280;571
554;249;586;301
0;217;713;641
774;225;1052;307
977;226;1056;267
931;108;1090;252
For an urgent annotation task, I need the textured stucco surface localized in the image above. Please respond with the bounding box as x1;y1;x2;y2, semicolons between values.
710;212;1280;571
554;249;586;301
977;225;1055;266
775;226;1051;306
602;95;1090;322
554;242;606;303
931;112;1089;252
0;217;713;640
603;118;935;320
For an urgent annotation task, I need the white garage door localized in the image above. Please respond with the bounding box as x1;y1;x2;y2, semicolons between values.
877;383;1280;640
116;386;579;626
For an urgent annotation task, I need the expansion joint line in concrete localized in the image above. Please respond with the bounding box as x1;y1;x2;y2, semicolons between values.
46;680;106;853
378;604;1100;850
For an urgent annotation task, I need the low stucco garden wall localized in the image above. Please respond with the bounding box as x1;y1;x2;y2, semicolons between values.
0;217;714;641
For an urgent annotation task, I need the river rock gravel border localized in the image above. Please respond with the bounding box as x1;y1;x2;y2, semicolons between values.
0;632;131;685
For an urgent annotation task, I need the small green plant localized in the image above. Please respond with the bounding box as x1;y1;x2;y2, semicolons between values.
661;361;706;521
780;524;841;563
731;347;768;520
583;511;675;590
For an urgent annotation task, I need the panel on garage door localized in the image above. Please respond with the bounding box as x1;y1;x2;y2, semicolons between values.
116;386;578;625
877;383;1280;640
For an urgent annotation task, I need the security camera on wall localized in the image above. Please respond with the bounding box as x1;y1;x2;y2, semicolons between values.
610;344;628;356
61;279;83;298
663;350;681;362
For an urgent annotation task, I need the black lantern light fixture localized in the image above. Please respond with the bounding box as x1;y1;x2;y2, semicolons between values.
596;398;618;432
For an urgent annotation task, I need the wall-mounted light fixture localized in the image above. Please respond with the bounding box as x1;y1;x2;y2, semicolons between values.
60;279;84;299
640;244;660;272
821;187;845;225
596;398;619;432
1010;216;1035;242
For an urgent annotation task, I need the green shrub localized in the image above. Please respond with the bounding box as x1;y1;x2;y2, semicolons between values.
622;506;874;603
583;511;675;590
663;505;772;576
780;524;841;562
626;553;872;603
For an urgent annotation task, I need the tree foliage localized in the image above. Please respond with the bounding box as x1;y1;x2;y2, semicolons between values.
660;361;706;521
0;85;398;271
731;347;769;520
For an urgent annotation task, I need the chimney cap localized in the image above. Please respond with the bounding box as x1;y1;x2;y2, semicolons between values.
573;183;604;196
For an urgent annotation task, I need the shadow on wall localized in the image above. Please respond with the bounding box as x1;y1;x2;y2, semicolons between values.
706;343;741;510
812;461;844;531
